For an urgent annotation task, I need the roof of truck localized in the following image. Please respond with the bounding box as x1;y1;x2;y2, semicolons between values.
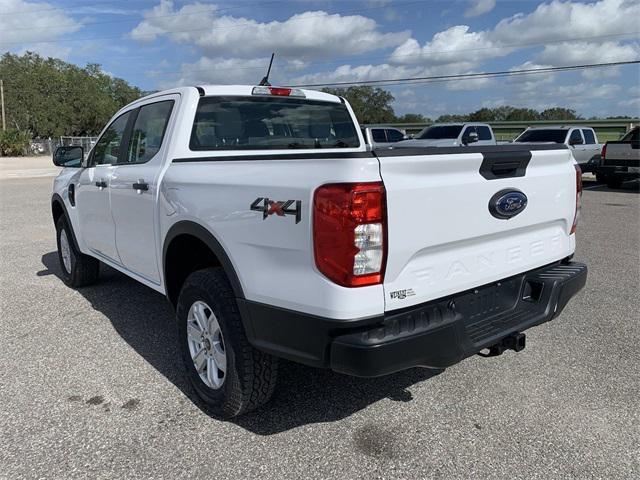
133;85;341;105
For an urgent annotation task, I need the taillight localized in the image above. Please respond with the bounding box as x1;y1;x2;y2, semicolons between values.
313;182;387;287
570;164;582;234
601;143;607;160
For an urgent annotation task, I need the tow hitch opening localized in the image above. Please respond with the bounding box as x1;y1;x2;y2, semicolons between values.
478;332;526;357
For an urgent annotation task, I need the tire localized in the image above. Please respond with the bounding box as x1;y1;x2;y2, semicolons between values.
176;267;278;418
55;216;100;288
606;177;624;189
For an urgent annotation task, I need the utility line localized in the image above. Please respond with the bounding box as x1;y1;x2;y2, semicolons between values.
289;60;640;88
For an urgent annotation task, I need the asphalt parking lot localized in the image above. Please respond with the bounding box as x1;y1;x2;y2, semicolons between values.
1;157;638;479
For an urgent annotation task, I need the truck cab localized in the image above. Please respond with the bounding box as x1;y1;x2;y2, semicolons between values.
361;126;408;148
514;126;602;173
396;122;496;148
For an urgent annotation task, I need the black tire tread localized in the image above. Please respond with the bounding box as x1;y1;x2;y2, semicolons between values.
55;216;99;288
178;268;278;417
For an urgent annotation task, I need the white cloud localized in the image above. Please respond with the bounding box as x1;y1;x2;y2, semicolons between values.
161;56;312;89
131;0;410;59
0;0;82;55
390;26;500;68
464;0;496;18
490;0;639;45
535;40;640;66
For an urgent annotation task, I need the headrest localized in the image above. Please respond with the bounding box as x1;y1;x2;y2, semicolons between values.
216;108;243;138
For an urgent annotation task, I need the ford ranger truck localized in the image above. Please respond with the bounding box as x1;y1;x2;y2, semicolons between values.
51;85;587;418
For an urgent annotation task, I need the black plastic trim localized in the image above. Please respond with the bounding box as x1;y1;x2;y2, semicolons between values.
163;221;244;299
479;150;532;180
375;143;566;157
173;151;374;162
51;194;81;251
195;86;205;96
240;261;587;377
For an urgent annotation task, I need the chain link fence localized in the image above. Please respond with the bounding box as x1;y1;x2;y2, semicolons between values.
27;136;98;157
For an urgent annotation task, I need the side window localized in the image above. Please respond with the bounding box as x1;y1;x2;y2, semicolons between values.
125;100;174;164
477;126;492;140
385;129;404;142
582;129;596;144
462;126;476;139
91;112;131;166
569;129;583;144
371;129;386;143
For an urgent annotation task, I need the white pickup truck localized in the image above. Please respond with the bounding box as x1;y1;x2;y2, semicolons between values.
397;122;496;147
514;126;602;173
51;85;587;417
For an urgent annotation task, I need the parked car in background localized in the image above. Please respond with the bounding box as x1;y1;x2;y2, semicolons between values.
594;126;640;188
397;123;496;147
513;126;602;173
361;126;407;148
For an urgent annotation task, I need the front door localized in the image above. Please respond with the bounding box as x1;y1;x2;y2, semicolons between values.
75;110;132;263
109;98;176;284
568;129;588;164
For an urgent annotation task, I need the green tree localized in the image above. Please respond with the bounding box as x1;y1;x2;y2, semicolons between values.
435;114;469;122
395;113;430;123
0;52;142;138
321;86;396;124
540;107;581;121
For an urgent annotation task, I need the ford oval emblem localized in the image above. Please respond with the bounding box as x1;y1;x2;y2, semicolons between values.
489;189;528;219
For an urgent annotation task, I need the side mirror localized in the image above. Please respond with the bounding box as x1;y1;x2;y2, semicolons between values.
464;131;479;145
53;146;84;168
569;137;584;146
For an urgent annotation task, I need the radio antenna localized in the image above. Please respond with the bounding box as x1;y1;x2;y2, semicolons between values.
259;53;275;86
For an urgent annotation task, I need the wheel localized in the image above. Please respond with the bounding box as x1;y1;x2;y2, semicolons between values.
176;267;278;418
595;173;606;184
606;177;623;189
55;216;99;287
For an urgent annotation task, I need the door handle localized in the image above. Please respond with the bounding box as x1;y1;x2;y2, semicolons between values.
95;180;107;188
133;181;149;192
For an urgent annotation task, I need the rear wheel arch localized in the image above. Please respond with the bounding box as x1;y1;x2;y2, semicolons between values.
162;221;244;307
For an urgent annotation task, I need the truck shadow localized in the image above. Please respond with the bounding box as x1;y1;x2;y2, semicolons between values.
582;178;639;193
40;252;439;435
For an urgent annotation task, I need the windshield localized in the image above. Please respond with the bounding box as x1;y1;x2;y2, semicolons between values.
190;96;360;150
515;129;567;143
415;125;463;140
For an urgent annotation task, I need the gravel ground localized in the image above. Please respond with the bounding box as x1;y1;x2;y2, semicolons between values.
0;159;638;479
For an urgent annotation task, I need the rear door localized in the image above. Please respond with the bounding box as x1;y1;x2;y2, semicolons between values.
109;96;176;284
376;146;577;311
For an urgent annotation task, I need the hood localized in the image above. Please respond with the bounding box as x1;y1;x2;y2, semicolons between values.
395;138;459;147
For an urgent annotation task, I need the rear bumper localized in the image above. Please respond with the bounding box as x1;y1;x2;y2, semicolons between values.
238;261;587;377
594;165;640;179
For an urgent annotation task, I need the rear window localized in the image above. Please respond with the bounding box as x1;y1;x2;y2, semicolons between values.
190;96;360;150
416;125;463;139
477;126;492;140
621;128;639;142
515;129;567;143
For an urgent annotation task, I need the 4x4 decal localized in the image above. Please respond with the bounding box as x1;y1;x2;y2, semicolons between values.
251;198;302;224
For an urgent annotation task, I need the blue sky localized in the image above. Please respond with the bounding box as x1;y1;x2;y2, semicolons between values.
1;0;639;118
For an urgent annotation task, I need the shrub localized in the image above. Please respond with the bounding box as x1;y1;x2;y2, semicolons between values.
0;129;31;156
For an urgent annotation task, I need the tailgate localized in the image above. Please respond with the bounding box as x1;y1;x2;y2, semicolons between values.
377;145;577;312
